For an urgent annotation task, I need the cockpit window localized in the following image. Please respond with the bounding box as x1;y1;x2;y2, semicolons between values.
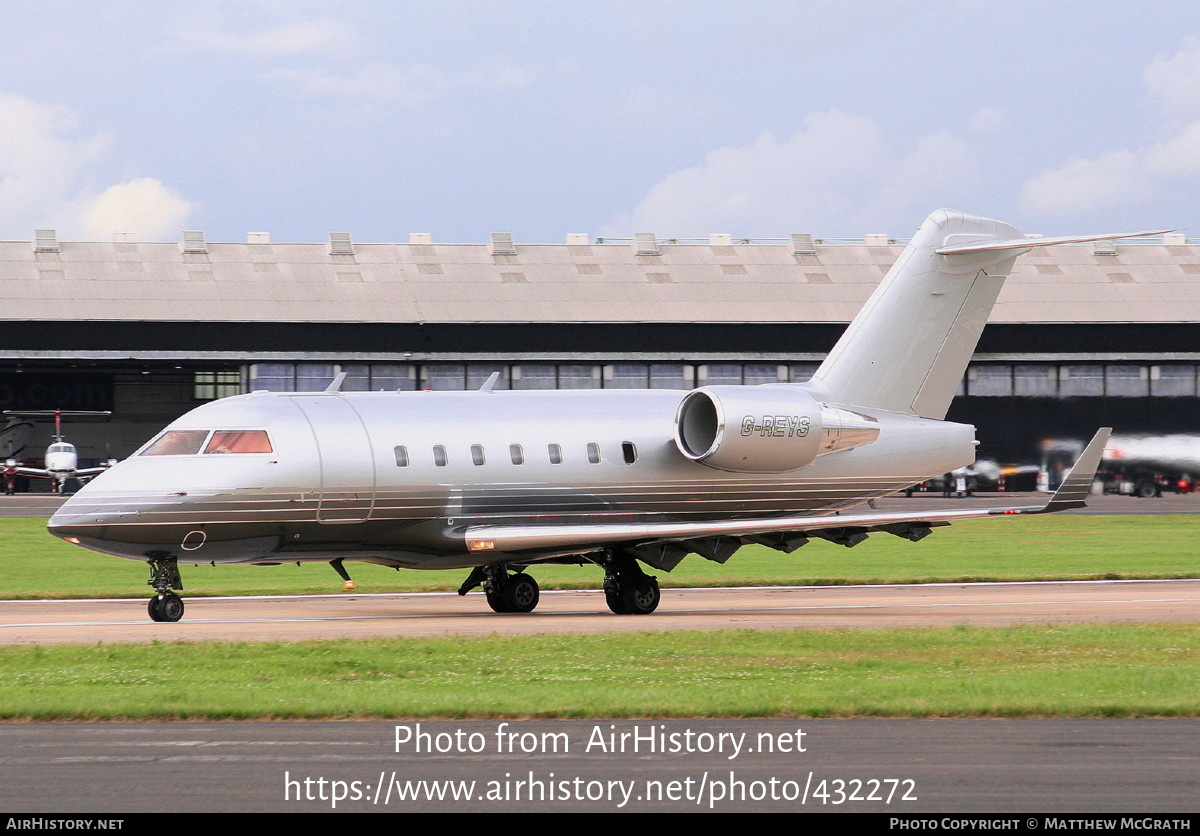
204;430;273;454
48;443;71;453
141;430;210;456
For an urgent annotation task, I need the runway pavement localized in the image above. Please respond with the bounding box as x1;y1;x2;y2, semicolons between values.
2;719;1196;813
3;579;1198;645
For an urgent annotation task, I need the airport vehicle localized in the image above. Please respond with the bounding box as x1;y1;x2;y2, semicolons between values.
47;210;1157;622
1043;435;1199;497
5;410;114;493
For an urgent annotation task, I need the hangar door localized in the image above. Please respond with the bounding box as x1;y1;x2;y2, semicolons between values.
293;397;376;523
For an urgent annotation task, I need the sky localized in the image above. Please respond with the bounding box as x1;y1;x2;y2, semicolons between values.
0;0;1198;244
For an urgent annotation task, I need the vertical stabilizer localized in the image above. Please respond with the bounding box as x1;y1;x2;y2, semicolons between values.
809;210;1026;419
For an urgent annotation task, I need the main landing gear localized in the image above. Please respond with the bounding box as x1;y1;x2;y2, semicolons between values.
602;553;660;615
146;555;185;622
458;565;541;613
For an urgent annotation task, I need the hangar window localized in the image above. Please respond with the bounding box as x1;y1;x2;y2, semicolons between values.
194;371;241;400
966;365;1012;397
649;364;694;390
559;365;601;390
471;444;486;466
622;442;637;464
605;364;649;389
1014;365;1057;397
587;442;602;464
394;446;409;467
203;430;273;454
510;444;524;465
141;430;210;456
1060;365;1104;397
700;364;742;386
1151;365;1197;397
548;443;563;464
433;445;448;467
1105;365;1149;397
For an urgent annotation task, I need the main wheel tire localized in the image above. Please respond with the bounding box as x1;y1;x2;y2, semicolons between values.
485;586;510;613
502;573;540;613
619;577;660;615
147;595;164;622
604;586;629;615
158;592;185;622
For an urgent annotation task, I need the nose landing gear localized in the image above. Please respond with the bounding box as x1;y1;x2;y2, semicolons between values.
146;555;185;623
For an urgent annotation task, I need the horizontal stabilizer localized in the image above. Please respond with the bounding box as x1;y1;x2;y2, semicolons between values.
936;230;1173;255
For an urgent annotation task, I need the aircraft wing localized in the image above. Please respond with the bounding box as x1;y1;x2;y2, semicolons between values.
13;467;52;479
74;466;110;478
463;428;1110;562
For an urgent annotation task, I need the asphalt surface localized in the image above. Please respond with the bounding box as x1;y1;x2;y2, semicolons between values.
3;579;1198;645
2;719;1196;813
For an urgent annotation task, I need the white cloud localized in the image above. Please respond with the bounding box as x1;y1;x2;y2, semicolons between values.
178;16;364;58
0;94;108;233
1143;37;1200;119
267;62;534;102
968;106;1009;133
1020;38;1200;218
604;110;980;237
0;93;195;239
83;179;196;241
1019;152;1153;216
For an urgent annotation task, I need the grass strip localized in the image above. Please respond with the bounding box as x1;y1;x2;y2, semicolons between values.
2;624;1197;720
5;515;1199;599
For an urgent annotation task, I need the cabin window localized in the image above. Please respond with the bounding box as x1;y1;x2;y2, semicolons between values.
587;442;601;464
471;444;486;466
510;444;524;465
394;445;409;467
622;441;637;464
141;430;210;456
548;443;563;464
433;445;448;466
203;430;273;454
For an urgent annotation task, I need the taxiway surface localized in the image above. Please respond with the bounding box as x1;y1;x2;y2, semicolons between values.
3;579;1198;645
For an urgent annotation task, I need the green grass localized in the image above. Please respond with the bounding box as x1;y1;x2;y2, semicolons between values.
7;515;1199;599
1;624;1196;720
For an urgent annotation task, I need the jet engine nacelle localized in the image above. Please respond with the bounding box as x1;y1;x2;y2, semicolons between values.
674;386;880;473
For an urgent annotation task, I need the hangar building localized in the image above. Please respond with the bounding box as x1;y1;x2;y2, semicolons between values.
1;227;1197;481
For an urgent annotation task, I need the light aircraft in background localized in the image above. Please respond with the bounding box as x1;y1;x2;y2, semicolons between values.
5;410;114;494
48;210;1162;622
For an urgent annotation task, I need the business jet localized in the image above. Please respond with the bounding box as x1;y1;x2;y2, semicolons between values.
5;410;114;493
48;210;1160;622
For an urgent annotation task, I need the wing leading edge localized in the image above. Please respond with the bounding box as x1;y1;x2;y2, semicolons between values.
463;428;1112;563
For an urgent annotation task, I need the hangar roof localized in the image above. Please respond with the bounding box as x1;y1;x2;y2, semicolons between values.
1;235;1197;324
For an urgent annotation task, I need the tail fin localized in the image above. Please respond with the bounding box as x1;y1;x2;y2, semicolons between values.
807;210;1167;419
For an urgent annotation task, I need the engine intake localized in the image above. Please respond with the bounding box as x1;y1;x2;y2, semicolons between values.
674;386;879;472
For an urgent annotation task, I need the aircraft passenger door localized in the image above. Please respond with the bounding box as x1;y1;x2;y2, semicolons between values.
293;397;376;523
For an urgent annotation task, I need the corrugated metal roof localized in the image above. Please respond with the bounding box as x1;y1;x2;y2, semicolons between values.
0;238;1195;324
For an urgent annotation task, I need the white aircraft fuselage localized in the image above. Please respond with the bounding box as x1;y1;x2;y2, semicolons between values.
49;387;974;569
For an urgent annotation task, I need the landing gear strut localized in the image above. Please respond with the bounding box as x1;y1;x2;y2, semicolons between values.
146;555;185;623
602;553;660;615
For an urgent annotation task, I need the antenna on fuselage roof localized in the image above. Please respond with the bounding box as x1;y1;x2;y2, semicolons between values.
324;372;347;393
478;372;501;392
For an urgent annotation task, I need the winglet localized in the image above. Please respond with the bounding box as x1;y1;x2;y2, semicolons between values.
993;427;1111;516
324;372;347;393
478;371;501;392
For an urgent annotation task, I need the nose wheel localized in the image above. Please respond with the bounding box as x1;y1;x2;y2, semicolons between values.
148;592;185;622
146;555;185;622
